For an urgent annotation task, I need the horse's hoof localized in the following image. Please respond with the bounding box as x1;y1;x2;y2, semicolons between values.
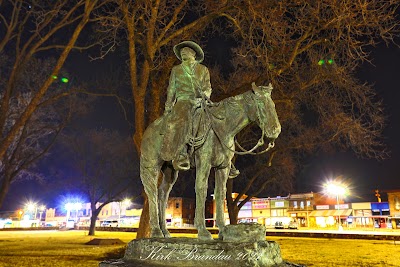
162;229;171;238
218;231;224;240
197;230;213;241
150;228;164;238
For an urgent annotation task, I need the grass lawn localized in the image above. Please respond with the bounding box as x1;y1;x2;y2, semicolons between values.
0;230;399;266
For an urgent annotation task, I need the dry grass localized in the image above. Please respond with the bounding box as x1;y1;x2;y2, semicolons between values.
0;230;399;267
267;236;400;267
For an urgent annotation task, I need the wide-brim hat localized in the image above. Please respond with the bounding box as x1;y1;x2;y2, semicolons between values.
173;41;204;63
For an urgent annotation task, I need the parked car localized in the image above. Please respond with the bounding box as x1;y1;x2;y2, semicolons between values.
101;220;119;227
274;221;284;229
288;221;298;229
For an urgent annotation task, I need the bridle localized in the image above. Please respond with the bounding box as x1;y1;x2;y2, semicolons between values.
205;91;275;155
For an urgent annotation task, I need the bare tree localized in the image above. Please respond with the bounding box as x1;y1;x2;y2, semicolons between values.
211;0;399;223
95;0;239;237
0;55;75;208
0;0;108;165
94;0;399;230
60;129;137;236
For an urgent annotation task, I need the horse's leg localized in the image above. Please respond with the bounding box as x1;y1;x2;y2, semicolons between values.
215;167;229;240
140;163;163;238
158;164;179;238
194;159;213;241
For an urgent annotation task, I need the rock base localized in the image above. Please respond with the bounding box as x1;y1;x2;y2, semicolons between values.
99;237;302;267
223;223;266;242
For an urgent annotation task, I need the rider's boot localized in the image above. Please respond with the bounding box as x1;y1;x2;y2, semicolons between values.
228;162;240;178
172;149;190;171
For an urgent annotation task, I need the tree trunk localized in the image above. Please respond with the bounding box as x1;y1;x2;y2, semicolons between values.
0;173;11;208
88;203;100;236
136;193;151;239
227;204;239;225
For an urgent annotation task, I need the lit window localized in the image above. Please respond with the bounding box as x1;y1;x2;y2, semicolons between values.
300;202;304;209
395;197;400;210
293;201;298;208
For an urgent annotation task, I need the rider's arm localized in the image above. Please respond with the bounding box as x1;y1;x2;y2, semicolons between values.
165;67;176;114
203;67;212;98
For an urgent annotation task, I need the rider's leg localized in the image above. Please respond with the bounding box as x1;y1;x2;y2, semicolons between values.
168;100;191;171
172;145;190;171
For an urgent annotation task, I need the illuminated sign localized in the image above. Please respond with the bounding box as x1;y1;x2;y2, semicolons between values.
334;204;349;209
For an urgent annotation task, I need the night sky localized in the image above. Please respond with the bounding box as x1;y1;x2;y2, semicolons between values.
1;40;399;213
297;42;400;202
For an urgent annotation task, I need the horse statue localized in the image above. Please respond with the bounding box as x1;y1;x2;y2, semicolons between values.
140;82;281;240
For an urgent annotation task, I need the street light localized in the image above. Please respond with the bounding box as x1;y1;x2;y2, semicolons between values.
38;205;46;221
65;202;81;221
118;198;132;222
324;182;347;230
26;202;37;220
73;203;82;220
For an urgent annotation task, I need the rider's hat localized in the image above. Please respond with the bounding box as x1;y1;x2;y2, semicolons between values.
173;41;204;63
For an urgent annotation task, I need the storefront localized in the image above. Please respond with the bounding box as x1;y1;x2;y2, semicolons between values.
387;190;400;229
351;202;373;227
309;204;352;227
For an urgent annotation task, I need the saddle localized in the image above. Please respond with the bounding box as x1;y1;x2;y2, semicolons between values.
159;99;226;167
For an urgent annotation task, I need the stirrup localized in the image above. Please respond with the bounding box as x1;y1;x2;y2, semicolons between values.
172;153;190;171
229;164;240;179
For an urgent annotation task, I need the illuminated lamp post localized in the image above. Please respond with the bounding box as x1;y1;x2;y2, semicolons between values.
65;203;73;221
26;202;37;220
73;203;82;220
18;210;24;221
118;199;132;222
38;205;46;221
324;182;347;230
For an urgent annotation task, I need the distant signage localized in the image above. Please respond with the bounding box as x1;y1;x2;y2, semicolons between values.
275;201;284;207
316;205;329;210
335;204;349;209
241;201;252;210
252;200;269;209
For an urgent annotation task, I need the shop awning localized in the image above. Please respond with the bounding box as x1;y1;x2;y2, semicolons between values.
331;209;352;217
309;209;352;217
309;210;329;217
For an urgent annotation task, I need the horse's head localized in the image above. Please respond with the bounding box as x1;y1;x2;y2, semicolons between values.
251;82;281;141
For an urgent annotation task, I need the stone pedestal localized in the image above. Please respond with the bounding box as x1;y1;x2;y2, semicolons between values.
99;224;305;267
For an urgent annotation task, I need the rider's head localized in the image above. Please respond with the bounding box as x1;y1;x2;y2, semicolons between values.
173;41;204;63
180;47;196;62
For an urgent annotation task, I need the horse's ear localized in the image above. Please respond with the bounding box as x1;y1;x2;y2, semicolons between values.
265;83;273;93
251;82;262;96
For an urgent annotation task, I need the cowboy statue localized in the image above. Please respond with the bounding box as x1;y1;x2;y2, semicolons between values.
160;40;239;178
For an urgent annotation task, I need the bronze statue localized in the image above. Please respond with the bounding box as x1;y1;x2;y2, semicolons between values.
160;41;239;177
140;40;281;239
161;41;209;169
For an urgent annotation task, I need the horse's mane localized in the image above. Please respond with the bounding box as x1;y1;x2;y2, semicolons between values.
211;90;253;118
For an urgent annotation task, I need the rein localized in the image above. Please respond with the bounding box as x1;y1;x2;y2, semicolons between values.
204;92;275;155
186;64;274;155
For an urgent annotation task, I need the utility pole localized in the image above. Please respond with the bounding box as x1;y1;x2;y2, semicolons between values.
375;189;381;202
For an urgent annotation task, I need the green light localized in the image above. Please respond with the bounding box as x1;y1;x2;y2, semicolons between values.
52;75;58;79
318;59;325;66
328;59;334;64
61;77;69;83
